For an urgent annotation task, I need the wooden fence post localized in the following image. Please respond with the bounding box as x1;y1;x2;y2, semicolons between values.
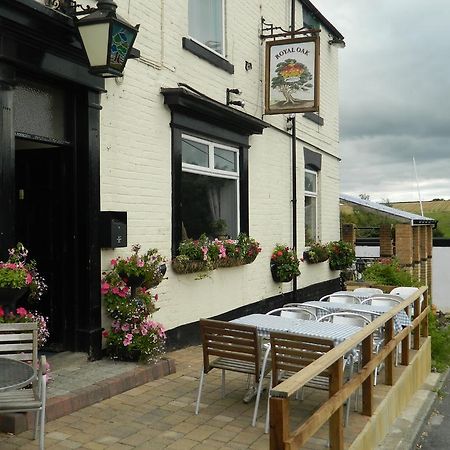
329;357;344;450
361;334;373;416
270;397;290;450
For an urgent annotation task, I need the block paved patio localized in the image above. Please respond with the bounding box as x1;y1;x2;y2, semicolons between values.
0;345;393;449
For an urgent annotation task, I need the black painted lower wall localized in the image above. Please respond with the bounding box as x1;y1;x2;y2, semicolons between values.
165;277;341;351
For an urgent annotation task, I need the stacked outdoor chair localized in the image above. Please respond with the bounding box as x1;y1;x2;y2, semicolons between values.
0;322;47;450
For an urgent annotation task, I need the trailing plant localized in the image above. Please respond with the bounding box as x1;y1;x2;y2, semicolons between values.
362;258;420;287
327;241;356;270
101;245;166;363
303;242;329;264
270;245;301;282
172;233;261;276
0;242;47;302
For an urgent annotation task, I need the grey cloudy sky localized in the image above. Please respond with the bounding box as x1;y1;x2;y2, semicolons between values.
316;0;450;202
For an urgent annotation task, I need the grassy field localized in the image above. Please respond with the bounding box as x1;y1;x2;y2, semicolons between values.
392;200;450;237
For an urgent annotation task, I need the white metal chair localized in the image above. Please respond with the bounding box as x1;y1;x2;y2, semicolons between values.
266;307;317;321
353;287;384;297
195;319;270;429
389;287;423;317
319;292;362;304
283;302;330;318
0;322;47;450
361;295;402;308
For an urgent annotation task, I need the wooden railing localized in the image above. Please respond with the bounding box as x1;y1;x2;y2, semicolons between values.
269;286;429;450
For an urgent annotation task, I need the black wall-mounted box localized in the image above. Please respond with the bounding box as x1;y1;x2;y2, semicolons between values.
100;211;127;248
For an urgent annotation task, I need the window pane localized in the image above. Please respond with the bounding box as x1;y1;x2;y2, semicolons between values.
214;148;237;172
188;0;223;54
305;196;317;245
181;172;237;239
182;138;209;167
305;171;317;193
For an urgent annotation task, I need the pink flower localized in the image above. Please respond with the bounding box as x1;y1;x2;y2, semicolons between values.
123;333;133;346
111;259;118;267
25;273;33;285
121;323;130;332
16;307;28;317
137;259;144;267
201;246;208;261
0;307;4;318
101;282;110;295
218;245;226;259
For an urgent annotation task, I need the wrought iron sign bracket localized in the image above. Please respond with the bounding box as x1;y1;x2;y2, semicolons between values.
46;1;97;17
260;17;320;40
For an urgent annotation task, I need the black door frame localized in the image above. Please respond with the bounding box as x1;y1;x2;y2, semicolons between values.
0;0;105;358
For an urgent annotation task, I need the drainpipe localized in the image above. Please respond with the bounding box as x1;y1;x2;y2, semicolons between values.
290;0;298;301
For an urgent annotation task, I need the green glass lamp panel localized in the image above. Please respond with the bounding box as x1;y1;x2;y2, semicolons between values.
110;22;134;70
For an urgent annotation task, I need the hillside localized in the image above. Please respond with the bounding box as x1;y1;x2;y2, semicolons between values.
391;200;450;237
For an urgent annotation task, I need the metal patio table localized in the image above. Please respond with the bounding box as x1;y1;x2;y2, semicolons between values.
0;357;35;392
303;300;411;333
232;313;362;345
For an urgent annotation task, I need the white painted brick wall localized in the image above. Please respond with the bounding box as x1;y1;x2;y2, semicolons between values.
100;0;343;330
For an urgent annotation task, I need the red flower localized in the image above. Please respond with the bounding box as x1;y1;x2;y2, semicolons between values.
0;306;4;318
102;330;109;338
16;307;28;318
277;251;283;257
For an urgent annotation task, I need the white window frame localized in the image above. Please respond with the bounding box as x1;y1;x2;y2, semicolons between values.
181;133;240;233
305;168;318;244
188;0;226;58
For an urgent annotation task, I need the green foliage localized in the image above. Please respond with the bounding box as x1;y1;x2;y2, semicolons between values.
303;242;329;264
271;245;301;282
429;311;450;372
362;258;419;286
101;245;166;363
172;233;261;276
327;241;355;270
340;208;397;238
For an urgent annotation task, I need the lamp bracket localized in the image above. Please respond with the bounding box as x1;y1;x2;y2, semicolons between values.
46;0;97;17
260;17;320;40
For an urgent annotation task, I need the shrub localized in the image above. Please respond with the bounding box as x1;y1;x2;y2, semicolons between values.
362;258;419;287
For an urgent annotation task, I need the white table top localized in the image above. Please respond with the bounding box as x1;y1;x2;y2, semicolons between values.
0;357;35;392
304;301;411;333
232;314;362;345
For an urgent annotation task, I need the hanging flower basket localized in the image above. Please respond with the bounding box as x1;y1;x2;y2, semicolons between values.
270;263;295;283
172;233;261;276
303;242;329;264
270;245;301;283
327;241;356;271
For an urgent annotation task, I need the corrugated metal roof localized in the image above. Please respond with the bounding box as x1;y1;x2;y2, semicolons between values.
340;193;437;226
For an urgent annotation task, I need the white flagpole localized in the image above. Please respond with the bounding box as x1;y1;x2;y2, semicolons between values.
413;156;424;216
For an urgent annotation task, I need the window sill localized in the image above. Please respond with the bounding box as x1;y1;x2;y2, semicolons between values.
182;37;234;74
303;112;324;126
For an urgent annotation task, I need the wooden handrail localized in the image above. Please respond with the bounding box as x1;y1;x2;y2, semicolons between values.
270;286;429;450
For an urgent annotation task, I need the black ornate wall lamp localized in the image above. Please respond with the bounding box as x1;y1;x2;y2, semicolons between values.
48;0;140;77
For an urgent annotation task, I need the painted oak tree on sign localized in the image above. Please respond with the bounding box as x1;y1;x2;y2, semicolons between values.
271;58;313;105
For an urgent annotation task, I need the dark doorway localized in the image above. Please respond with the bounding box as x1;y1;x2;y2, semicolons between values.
15;141;76;351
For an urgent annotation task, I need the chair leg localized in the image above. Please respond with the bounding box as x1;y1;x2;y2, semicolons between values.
34;410;39;440
264;374;273;434
252;345;271;427
39;380;47;450
195;369;205;415
221;370;225;398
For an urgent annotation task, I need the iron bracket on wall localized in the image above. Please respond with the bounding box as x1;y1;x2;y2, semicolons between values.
260;17;320;40
46;0;96;17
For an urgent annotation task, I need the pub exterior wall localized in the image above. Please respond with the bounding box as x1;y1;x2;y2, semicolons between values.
99;0;342;330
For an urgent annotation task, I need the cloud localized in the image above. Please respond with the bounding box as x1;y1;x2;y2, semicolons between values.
316;0;450;201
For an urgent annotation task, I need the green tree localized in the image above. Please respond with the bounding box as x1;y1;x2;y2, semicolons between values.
271;59;312;105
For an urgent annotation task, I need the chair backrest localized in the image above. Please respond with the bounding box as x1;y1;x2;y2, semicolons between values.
284;302;330;316
319;293;361;304
0;322;38;368
353;287;384;296
389;287;422;301
317;312;370;328
270;331;334;386
266;307;317;321
199;319;260;376
362;295;401;308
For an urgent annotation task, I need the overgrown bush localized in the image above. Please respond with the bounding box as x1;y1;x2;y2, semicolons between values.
362;258;419;286
429;311;450;372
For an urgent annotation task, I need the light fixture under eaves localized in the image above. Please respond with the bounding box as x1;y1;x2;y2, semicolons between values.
328;37;346;49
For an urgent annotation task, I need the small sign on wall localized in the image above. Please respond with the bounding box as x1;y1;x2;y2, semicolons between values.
265;35;320;115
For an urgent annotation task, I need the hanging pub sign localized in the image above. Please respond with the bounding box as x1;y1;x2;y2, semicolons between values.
265;35;320;115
